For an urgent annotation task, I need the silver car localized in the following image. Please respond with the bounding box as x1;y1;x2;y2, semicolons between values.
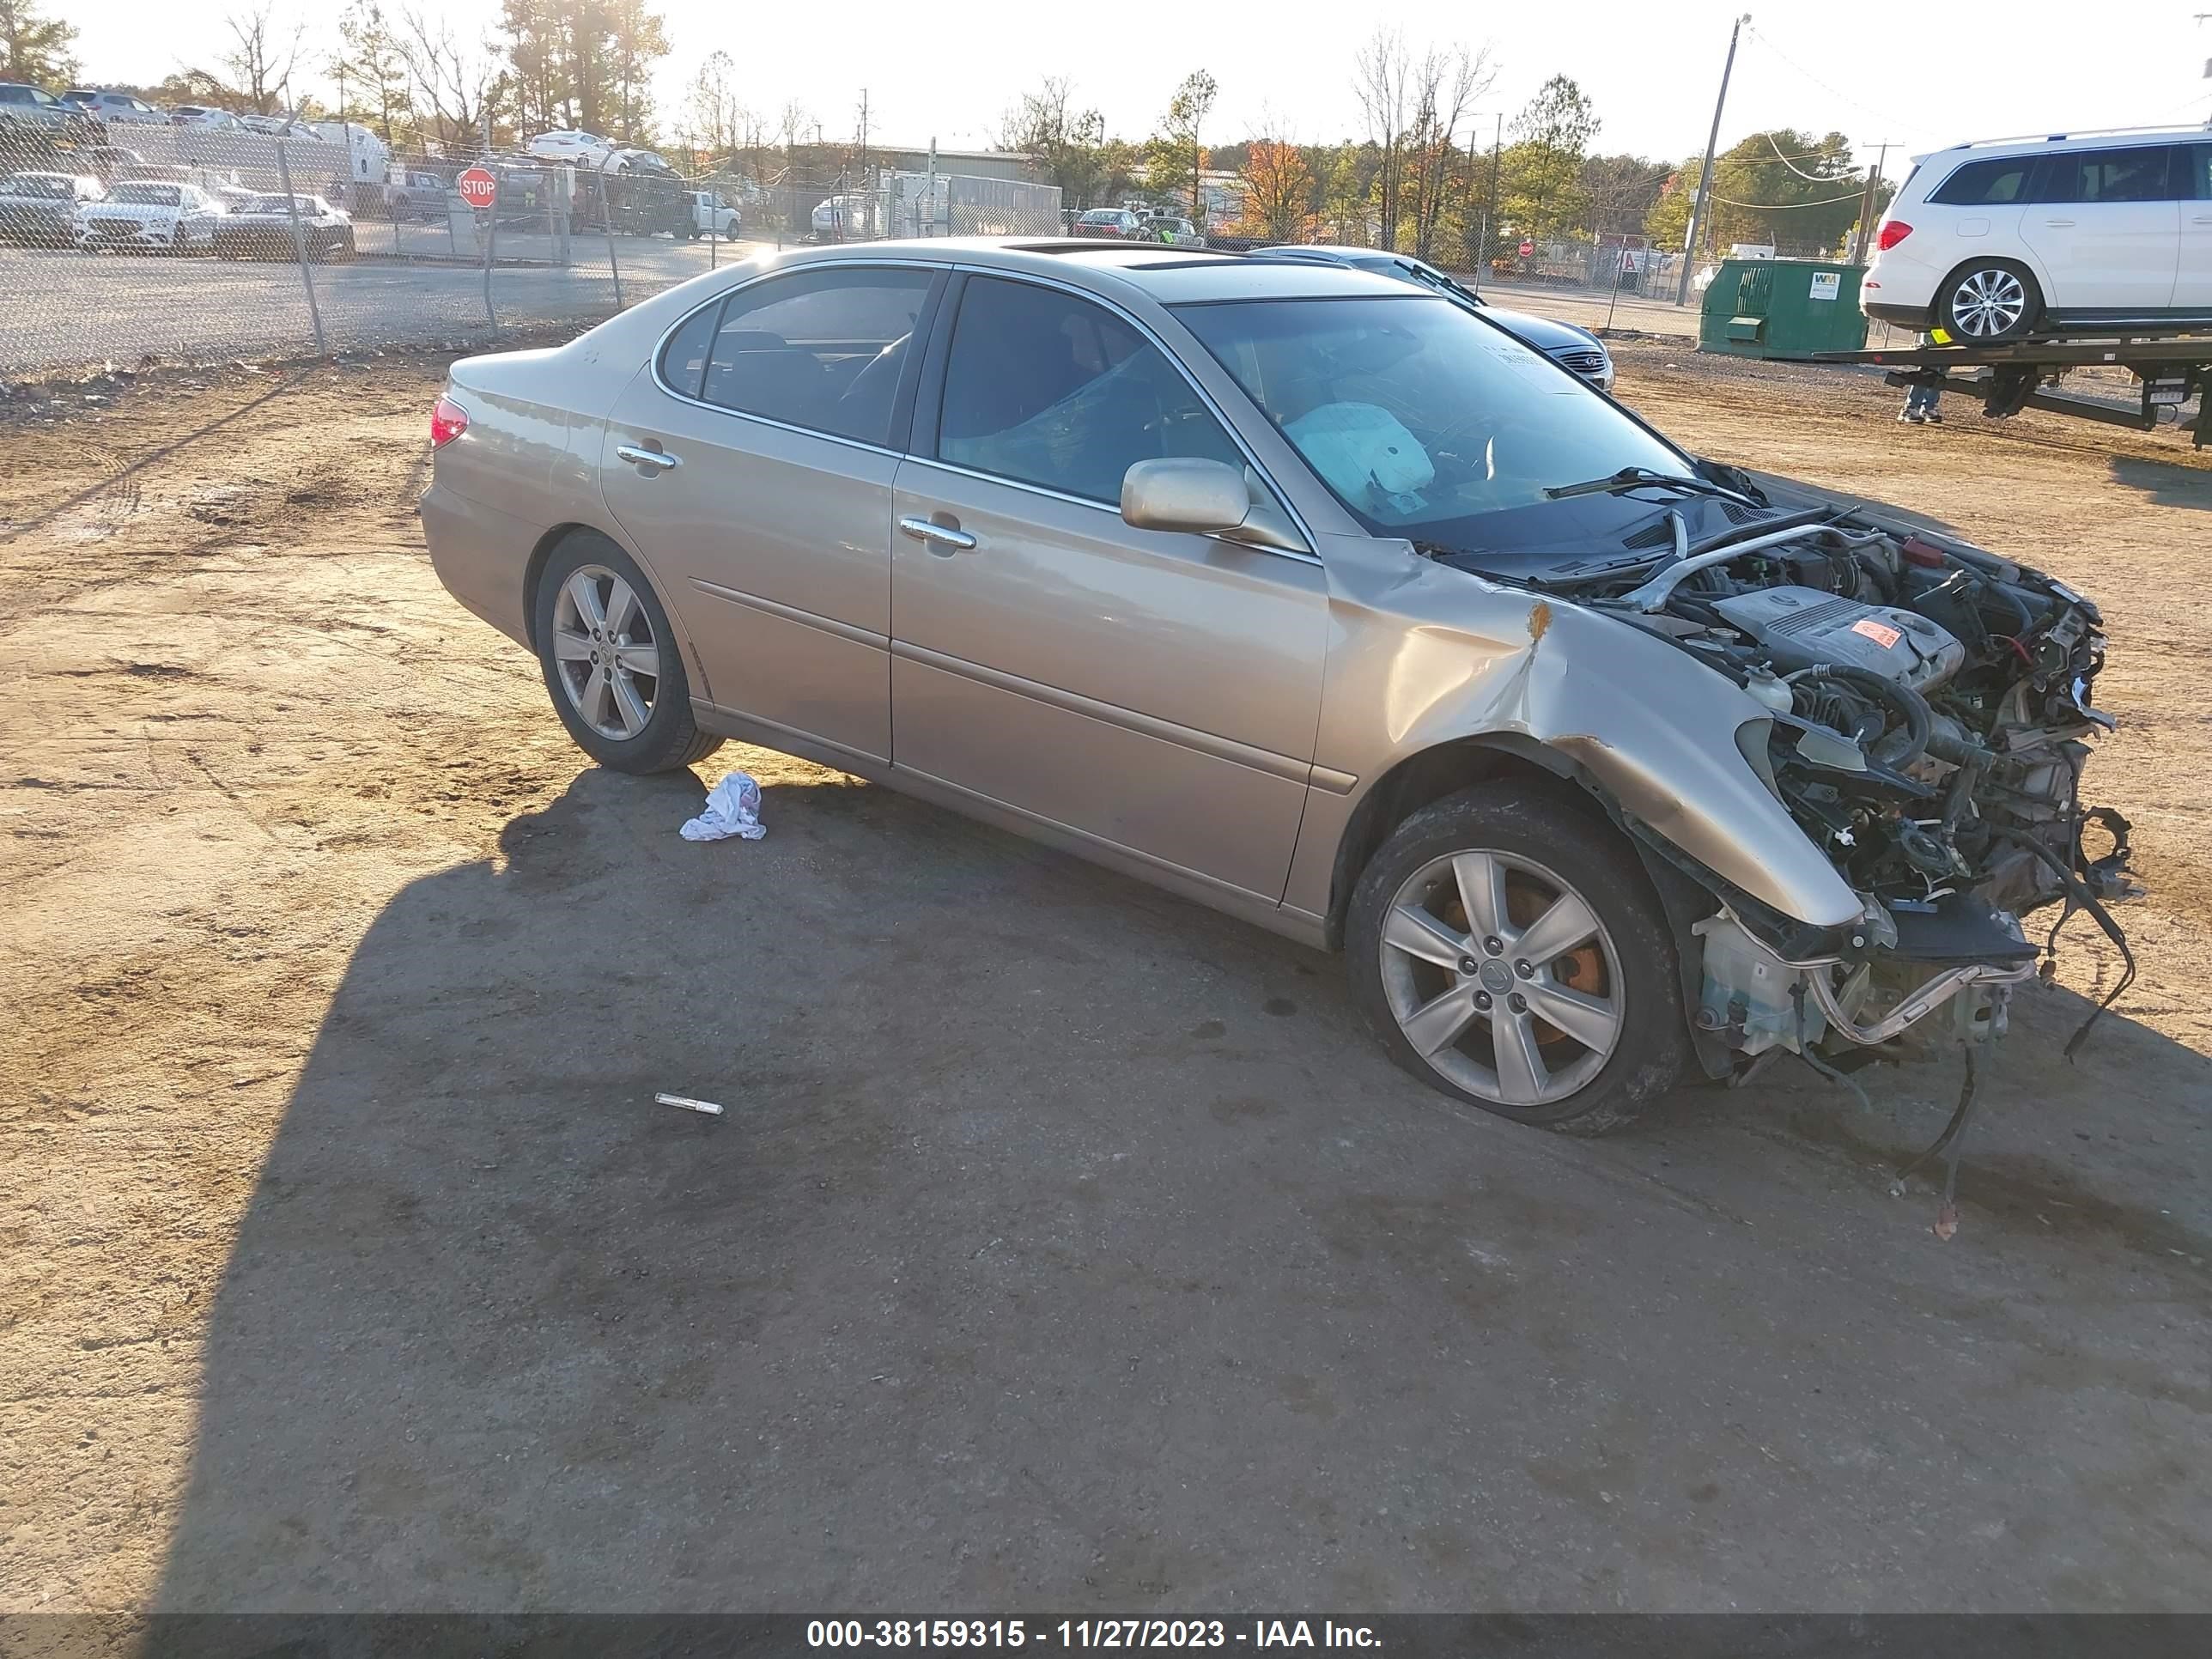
421;240;2128;1132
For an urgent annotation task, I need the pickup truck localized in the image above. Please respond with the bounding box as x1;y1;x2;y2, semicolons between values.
683;188;739;240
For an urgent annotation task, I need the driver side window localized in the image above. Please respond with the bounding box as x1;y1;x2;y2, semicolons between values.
937;276;1243;505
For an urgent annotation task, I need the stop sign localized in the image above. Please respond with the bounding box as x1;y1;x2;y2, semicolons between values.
1517;239;1534;258
457;167;497;211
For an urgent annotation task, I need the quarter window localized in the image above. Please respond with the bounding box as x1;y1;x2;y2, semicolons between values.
2038;146;2180;205
1929;157;2033;206
693;266;933;446
937;275;1243;505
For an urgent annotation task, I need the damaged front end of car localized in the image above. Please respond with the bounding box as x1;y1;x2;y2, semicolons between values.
1537;497;2138;1101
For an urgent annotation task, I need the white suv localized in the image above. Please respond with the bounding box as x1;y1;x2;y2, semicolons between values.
1863;128;2212;342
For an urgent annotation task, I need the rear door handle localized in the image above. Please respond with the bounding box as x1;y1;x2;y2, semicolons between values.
898;515;977;551
2041;218;2075;228
616;444;680;472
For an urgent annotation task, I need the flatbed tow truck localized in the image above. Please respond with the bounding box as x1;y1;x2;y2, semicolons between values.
1805;333;2210;447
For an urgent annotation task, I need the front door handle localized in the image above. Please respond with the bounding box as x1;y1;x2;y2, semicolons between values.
898;515;977;551
616;444;681;472
2041;218;2075;228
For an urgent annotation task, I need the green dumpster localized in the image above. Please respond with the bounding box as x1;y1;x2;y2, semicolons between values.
1697;258;1868;359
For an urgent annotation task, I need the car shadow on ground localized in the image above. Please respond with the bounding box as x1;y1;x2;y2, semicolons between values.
151;765;2212;1613
2108;453;2212;511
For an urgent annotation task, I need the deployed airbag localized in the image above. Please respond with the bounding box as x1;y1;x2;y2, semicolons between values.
1285;403;1434;515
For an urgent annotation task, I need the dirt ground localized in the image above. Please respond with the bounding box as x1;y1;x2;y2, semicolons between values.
2;342;2208;1616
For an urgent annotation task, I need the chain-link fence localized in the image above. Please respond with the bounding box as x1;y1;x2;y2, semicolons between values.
0;124;1065;379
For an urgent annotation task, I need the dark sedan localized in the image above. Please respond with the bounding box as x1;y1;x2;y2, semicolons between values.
211;193;356;261
1249;245;1615;391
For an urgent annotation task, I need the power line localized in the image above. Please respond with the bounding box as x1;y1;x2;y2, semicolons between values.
1764;132;1851;180
1710;189;1866;208
1741;23;1942;143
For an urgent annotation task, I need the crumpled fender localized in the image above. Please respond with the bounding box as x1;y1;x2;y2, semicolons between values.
1286;536;1863;931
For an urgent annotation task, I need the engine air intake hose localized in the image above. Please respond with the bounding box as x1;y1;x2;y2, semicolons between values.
1787;664;1933;770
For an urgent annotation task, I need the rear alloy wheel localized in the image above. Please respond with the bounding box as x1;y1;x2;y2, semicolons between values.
532;533;723;774
1941;262;2038;343
1346;784;1687;1135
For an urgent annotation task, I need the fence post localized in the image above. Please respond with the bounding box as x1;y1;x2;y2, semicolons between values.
273;143;330;362
483;165;499;329
599;173;624;310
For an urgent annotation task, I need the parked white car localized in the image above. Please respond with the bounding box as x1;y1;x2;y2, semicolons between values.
168;106;241;131
810;193;878;238
63;89;165;125
683;187;739;239
76;179;220;252
526;130;615;167
1864;126;2212;342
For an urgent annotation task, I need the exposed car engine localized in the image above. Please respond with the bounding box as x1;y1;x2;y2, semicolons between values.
1510;490;2136;1083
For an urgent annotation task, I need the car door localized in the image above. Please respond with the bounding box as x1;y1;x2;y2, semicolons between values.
888;270;1328;903
2019;144;2183;317
2177;143;2212;313
599;262;944;767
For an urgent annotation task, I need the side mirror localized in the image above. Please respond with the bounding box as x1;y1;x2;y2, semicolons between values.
1120;458;1308;555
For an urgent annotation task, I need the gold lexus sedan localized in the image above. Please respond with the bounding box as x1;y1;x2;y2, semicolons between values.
420;240;2130;1133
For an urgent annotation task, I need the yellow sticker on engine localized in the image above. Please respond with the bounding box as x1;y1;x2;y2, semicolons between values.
1851;617;1904;649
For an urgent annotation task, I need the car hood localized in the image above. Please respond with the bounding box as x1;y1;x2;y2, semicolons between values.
1479;303;1603;356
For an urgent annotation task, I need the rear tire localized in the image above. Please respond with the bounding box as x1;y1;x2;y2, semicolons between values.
532;532;724;775
1937;259;2040;343
1346;782;1688;1135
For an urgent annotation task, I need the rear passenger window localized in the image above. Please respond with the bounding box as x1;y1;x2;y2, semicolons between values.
697;266;933;446
2039;146;2180;205
1929;157;2032;206
937;276;1244;505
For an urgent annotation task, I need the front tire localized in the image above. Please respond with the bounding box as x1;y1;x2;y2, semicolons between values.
532;532;724;775
1938;259;2039;343
1346;782;1688;1135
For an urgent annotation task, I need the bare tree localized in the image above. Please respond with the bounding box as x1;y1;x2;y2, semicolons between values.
1351;27;1411;249
394;6;504;151
1405;43;1492;262
997;76;1110;205
222;3;305;115
682;49;746;159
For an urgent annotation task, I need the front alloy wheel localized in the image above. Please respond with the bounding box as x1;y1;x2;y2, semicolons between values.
1376;849;1624;1108
1346;783;1688;1135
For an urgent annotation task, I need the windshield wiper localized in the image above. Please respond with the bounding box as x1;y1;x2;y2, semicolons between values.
1543;466;1756;504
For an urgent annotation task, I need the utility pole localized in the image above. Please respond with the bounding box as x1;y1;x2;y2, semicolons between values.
1850;141;1891;265
1476;112;1502;293
858;88;869;186
1675;12;1749;306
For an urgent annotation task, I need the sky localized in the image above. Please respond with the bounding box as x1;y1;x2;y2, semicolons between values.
58;0;2212;173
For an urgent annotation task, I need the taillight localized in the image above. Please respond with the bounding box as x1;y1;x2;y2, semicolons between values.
1875;221;1913;252
430;394;469;448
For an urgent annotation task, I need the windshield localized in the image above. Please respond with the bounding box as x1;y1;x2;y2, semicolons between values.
1175;295;1681;540
111;183;180;205
6;176;70;198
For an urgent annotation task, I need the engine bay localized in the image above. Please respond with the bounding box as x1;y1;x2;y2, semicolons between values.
1447;492;2138;1082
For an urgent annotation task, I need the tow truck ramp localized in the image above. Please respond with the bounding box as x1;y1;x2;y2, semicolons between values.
1805;335;2209;447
